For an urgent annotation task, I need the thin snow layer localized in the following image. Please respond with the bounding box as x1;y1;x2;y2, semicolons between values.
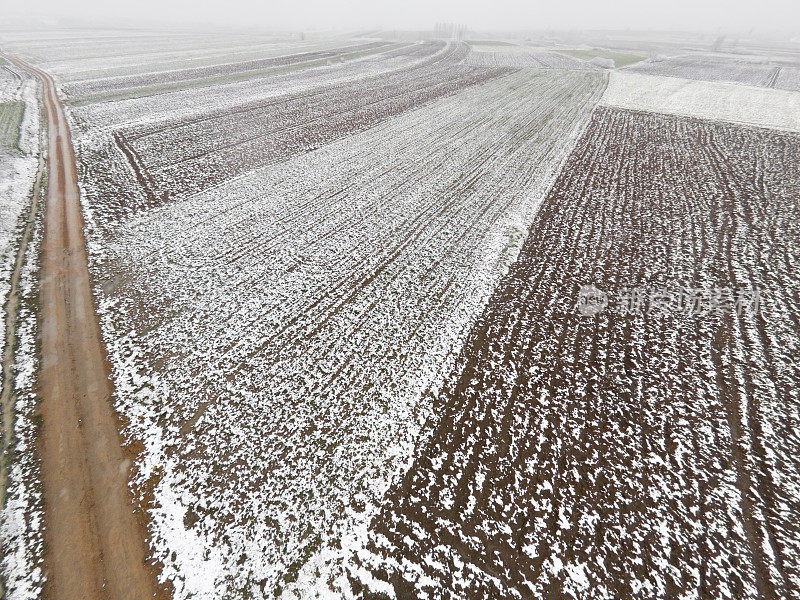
0;30;375;80
77;44;505;211
0;61;43;600
52;38;384;84
67;41;445;132
0;207;44;600
86;69;606;599
466;47;592;70
624;52;800;91
601;71;800;132
0;62;39;348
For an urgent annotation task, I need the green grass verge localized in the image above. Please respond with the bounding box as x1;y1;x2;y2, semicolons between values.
0;101;24;153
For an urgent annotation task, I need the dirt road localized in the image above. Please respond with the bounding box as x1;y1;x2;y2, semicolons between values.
4;56;161;600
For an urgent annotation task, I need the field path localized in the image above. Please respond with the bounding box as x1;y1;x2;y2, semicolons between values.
4;55;161;600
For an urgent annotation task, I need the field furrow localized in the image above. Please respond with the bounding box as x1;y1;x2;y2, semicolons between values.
360;106;800;600
86;69;606;599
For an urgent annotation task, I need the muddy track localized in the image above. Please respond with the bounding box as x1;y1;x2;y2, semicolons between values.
4;55;162;600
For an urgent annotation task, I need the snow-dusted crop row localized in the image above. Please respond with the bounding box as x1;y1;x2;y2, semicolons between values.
360;106;800;600
84;68;606;599
0;30;335;77
60;40;394;101
466;47;593;70
53;37;388;83
66;40;449;132
82;43;511;209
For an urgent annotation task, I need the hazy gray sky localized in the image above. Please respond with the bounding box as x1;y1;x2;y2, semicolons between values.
6;0;800;33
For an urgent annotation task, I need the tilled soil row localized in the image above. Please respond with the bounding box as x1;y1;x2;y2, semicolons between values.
361;106;800;600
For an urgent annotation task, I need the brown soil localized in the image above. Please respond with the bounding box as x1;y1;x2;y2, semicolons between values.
4;56;163;600
364;107;800;599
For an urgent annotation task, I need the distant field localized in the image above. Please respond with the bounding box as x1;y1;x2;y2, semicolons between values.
63;41;402;103
74;42;515;219
602;71;800;131
466;46;593;70
103;43;508;208
466;39;518;47
560;47;646;67
627;53;800;91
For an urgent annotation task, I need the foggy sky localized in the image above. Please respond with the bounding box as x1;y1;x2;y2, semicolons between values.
4;0;800;34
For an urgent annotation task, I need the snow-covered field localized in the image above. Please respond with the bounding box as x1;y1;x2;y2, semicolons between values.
626;52;800;91
465;45;593;69
0;27;799;600
87;67;604;598
602;71;800;131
